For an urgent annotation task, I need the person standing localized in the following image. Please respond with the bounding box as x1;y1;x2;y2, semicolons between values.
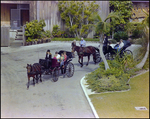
103;34;109;54
79;37;86;47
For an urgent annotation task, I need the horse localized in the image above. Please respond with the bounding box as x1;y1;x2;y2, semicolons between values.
72;44;99;67
26;63;42;89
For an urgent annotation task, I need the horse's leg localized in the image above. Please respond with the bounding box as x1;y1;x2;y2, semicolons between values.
36;74;38;84
81;56;83;67
33;76;35;86
27;77;30;89
93;53;96;64
40;73;42;82
78;56;81;64
86;55;90;66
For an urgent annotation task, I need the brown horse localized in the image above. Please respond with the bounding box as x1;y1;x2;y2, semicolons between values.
26;63;42;89
72;44;99;67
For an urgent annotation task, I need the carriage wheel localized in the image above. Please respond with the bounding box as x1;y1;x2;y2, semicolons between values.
93;53;101;63
65;62;74;77
52;68;59;82
105;52;116;60
105;53;111;60
121;50;133;59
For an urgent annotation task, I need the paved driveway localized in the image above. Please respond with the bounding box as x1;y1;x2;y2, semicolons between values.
1;41;141;118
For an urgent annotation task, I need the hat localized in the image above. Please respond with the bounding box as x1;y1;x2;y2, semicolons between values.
104;34;107;36
47;49;50;52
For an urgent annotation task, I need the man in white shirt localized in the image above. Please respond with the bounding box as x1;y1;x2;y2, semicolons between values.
118;39;124;50
79;37;86;47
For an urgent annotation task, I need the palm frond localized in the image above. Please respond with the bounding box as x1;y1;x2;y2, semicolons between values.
104;12;120;22
91;13;102;23
96;22;104;32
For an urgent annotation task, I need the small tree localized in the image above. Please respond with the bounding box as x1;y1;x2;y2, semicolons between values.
58;1;99;38
94;12;120;70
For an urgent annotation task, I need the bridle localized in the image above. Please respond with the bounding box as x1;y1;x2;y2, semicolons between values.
26;64;32;73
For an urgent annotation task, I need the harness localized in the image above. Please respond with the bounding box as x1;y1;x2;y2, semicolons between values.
27;64;40;75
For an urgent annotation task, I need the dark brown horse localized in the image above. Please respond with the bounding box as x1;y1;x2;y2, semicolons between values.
72;44;99;67
26;63;42;89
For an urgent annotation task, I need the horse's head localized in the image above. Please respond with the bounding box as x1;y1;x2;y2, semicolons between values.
71;44;76;52
26;64;32;73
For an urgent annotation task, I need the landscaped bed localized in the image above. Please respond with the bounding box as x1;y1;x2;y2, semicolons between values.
89;71;149;118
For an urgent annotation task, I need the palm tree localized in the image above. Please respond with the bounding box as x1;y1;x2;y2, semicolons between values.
136;9;149;69
94;12;120;70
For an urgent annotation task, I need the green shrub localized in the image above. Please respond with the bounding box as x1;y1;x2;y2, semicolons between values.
131;29;142;39
52;25;64;38
113;31;128;42
51;38;100;41
85;53;137;93
25;19;46;40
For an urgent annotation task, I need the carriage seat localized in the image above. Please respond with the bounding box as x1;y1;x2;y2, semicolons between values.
51;59;60;67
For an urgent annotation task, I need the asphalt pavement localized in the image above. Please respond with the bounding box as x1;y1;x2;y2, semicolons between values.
1;41;141;118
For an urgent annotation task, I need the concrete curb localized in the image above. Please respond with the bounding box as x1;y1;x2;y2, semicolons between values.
80;76;99;118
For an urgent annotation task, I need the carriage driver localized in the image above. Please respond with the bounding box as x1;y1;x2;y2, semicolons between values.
79;37;86;47
45;49;52;69
103;34;109;54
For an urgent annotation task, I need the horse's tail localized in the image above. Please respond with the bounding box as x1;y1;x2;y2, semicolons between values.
94;47;99;53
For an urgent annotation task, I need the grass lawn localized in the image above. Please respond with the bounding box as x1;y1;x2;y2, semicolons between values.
89;71;149;118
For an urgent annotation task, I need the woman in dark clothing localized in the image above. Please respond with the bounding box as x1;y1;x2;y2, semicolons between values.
45;49;52;69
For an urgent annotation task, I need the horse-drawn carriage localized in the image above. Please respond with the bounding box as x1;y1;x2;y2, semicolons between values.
71;40;133;67
26;50;74;89
103;40;133;60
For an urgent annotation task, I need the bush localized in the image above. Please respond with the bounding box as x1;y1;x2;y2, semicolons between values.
51;38;100;41
131;29;142;39
25;19;46;41
52;25;64;38
113;31;128;42
85;53;138;93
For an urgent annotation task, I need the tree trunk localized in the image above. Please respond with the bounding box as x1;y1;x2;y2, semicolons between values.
136;27;149;69
99;34;110;70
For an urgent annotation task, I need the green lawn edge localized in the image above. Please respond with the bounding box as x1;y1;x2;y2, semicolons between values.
89;71;149;118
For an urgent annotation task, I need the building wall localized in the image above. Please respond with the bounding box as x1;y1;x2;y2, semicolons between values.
37;1;63;32
130;2;149;22
1;4;17;26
